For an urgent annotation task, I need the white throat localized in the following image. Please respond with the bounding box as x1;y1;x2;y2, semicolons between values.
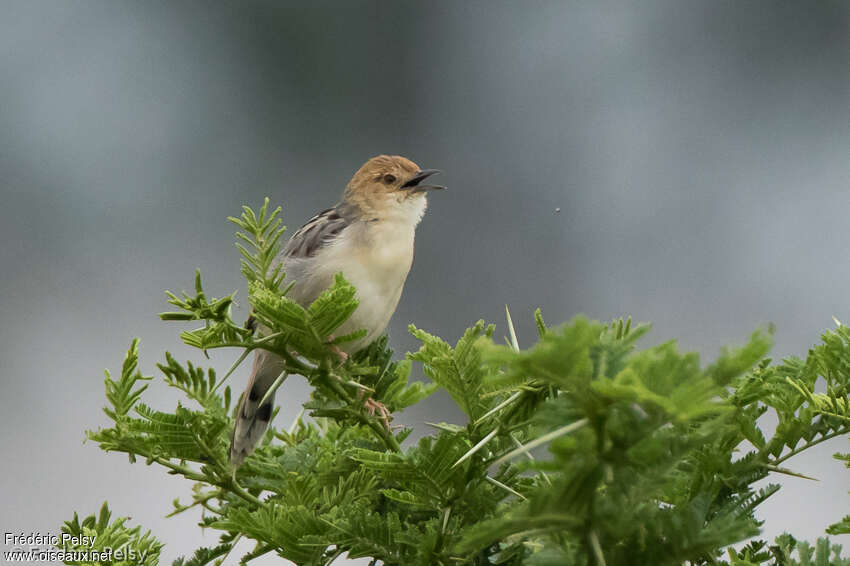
383;194;428;226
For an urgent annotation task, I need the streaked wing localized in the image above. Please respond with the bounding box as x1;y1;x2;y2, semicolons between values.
282;206;350;259
231;206;353;467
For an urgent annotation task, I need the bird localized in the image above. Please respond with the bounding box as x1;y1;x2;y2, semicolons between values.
229;155;444;468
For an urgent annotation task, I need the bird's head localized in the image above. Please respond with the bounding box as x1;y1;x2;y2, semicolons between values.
343;155;444;220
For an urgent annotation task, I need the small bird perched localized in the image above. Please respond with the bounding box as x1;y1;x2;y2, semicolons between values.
230;155;444;468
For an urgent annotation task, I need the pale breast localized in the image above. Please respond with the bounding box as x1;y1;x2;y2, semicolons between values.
285;217;417;352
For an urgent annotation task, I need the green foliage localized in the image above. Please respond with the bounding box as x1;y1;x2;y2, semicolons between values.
228;196;287;291
408;320;494;421
249;274;363;360
59;503;163;566
102;339;151;421
63;202;850;565
719;534;850;565
160;270;251;351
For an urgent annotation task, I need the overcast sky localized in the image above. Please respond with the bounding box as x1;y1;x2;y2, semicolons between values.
2;2;850;564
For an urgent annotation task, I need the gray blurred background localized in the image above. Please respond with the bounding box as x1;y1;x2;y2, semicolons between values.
2;1;850;564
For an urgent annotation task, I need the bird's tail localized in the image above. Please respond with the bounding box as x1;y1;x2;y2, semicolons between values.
230;350;286;469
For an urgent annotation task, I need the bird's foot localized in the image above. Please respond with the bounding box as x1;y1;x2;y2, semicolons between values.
330;337;348;364
357;390;392;431
326;337;349;363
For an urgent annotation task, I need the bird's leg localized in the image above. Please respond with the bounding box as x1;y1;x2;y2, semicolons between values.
330;344;349;362
326;334;348;364
357;389;392;431
324;335;388;428
325;334;349;363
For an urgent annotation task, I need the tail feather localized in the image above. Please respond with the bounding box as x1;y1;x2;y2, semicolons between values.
230;349;286;468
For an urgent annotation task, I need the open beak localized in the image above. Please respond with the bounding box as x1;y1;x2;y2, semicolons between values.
402;169;445;192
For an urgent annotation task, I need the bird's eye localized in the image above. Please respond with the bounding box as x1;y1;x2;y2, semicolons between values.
383;174;397;184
